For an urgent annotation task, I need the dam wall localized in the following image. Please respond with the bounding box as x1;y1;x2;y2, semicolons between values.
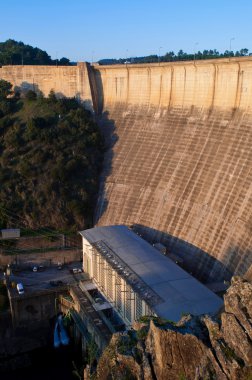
93;58;252;282
0;62;94;110
1;58;252;282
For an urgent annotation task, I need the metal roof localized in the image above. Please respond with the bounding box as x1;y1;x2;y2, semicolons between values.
79;225;223;322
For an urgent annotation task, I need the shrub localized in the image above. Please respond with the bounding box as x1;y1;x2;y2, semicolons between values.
25;90;37;101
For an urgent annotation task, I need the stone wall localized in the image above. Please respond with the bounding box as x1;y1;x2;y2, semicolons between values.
0;62;94;111
9;287;68;329
0;248;82;267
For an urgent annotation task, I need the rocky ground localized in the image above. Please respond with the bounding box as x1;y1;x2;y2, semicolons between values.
95;277;252;380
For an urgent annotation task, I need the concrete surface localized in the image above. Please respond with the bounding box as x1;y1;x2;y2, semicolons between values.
1;261;84;296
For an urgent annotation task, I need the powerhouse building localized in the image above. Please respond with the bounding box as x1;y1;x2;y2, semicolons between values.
79;225;223;326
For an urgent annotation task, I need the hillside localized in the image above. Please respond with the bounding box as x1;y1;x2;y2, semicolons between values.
0;39;70;66
0;81;104;230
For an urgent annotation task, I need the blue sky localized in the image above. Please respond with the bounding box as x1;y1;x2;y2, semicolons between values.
1;0;252;61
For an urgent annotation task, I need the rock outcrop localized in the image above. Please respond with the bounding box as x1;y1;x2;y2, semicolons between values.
95;277;252;380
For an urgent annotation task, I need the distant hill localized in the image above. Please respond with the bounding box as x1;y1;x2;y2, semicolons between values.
0;80;104;230
0;39;71;66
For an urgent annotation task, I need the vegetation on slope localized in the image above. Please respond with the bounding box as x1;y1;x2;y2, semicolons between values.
0;281;9;312
99;48;251;65
0;39;71;66
0;80;104;230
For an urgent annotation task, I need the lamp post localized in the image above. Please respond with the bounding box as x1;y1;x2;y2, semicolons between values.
229;37;235;53
124;49;129;67
125;49;129;65
194;42;199;63
158;47;163;65
229;37;235;60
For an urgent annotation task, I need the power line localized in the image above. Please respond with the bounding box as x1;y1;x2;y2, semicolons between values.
0;205;81;247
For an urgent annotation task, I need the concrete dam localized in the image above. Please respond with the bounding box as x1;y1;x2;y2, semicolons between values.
1;57;252;282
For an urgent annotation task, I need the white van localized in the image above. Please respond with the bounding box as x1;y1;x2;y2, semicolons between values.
17;283;24;295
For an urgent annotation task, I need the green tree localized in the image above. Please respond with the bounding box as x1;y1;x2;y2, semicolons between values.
0;39;72;66
0;91;104;230
59;57;70;65
239;48;249;56
0;80;12;100
25;90;37;101
48;89;57;102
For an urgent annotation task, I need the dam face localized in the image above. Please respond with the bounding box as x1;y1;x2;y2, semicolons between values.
93;58;252;282
1;58;252;282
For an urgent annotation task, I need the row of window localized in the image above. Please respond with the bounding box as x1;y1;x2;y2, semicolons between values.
87;247;152;324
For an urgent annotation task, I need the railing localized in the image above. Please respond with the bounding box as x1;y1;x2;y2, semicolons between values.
69;286;112;347
78;282;117;333
92;241;164;307
70;309;92;343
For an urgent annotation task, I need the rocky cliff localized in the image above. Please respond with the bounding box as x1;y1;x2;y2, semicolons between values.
95;277;252;380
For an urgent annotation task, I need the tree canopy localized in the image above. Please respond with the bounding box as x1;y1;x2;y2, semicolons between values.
98;48;251;65
0;39;71;66
0;79;13;99
0;82;104;230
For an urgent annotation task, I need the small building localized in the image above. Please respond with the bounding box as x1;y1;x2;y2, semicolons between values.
79;225;223;326
1;228;20;239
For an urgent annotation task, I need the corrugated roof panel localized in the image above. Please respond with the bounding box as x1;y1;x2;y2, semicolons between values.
80;225;223;321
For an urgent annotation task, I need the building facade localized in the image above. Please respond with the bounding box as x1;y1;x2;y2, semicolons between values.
82;238;153;326
80;225;223;326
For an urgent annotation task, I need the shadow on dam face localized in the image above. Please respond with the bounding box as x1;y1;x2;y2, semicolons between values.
131;223;234;283
94;110;118;223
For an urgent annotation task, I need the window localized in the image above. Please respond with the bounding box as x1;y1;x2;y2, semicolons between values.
125;284;132;323
115;274;122;312
100;257;106;290
135;293;143;320
93;251;98;280
107;266;114;301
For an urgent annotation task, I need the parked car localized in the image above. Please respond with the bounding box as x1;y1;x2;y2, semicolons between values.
17;283;24;295
71;268;83;274
50;280;64;287
32;265;45;272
